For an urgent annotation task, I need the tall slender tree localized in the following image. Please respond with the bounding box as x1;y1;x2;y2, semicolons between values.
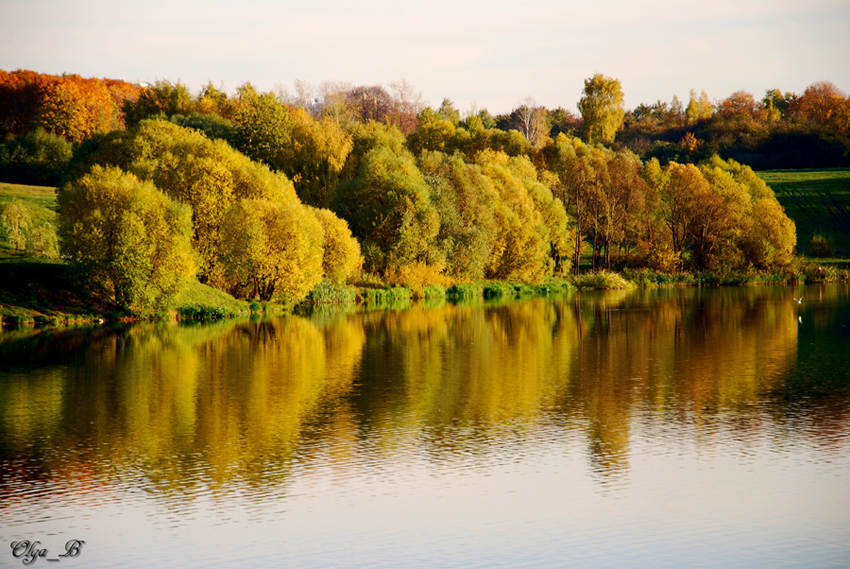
577;74;625;144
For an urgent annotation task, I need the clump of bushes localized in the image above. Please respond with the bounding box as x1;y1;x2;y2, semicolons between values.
357;286;411;303
808;233;835;258
573;270;634;290
304;279;357;304
0;129;73;186
446;283;483;300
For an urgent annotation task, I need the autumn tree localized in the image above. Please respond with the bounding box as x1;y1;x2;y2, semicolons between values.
796;81;850;130
57;165;197;311
701;155;795;268
334;144;440;275
407;109;457;155
475;150;556;282
505;154;574;275
577;74;625;144
418;151;499;281
685;89;714;124
387;79;425;134
217;198;324;303
716;91;763;123
436;98;461;125
600;150;647;268
539;134;609;273
345;85;395;124
122;79;195;126
310;207;363;283
511;97;549;147
196;81;232;117
273;107;353;209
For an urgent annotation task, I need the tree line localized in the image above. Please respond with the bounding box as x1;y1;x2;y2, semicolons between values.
0;70;818;312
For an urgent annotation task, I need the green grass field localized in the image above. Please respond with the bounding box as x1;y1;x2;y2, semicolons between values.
758;168;850;257
0;181;58;256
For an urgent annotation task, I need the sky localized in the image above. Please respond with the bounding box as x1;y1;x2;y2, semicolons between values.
2;0;849;115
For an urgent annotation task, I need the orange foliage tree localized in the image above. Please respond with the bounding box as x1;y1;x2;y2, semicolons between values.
0;70;140;141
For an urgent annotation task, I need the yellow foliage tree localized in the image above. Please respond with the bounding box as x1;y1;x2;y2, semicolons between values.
311;207;363;283
217;199;324;303
57;165;197;311
577;74;626;144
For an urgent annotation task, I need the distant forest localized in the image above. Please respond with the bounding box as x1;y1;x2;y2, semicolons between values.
1;69;847;311
2;69;848;172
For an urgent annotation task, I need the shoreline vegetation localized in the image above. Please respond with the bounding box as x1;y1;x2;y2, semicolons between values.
2;70;850;327
2;252;849;327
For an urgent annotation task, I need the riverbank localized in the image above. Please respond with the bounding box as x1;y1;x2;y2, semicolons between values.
3;254;849;328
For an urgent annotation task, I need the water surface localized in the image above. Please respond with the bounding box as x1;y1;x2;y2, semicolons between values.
1;285;849;568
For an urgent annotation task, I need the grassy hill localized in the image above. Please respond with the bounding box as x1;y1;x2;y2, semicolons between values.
757;168;850;257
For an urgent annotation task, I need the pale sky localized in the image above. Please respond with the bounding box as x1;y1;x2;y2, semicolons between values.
2;0;849;115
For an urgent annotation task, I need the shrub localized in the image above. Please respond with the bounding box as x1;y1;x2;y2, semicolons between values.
482;281;516;299
305;279;357;304
808;233;835;258
573;270;634;290
384;260;451;290
446;283;483;300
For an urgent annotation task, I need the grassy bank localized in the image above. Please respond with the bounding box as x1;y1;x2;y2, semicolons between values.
0;256;254;325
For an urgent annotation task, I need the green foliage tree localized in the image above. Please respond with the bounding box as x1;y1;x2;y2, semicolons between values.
123;79;195;127
230;82;291;167
57;165;197;311
334;145;440;275
436;98;461;125
577;74;626;144
0;128;73;186
419;151;501;281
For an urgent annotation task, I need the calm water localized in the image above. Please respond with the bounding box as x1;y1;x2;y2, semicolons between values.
1;285;849;568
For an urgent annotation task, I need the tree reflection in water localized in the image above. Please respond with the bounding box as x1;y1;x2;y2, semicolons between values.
1;285;848;496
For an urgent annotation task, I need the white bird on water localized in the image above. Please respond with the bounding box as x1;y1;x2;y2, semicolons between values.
793;295;803;304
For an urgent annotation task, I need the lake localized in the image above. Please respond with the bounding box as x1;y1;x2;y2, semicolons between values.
1;285;849;568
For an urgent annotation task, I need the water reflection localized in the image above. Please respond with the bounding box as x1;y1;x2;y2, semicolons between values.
1;285;848;498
